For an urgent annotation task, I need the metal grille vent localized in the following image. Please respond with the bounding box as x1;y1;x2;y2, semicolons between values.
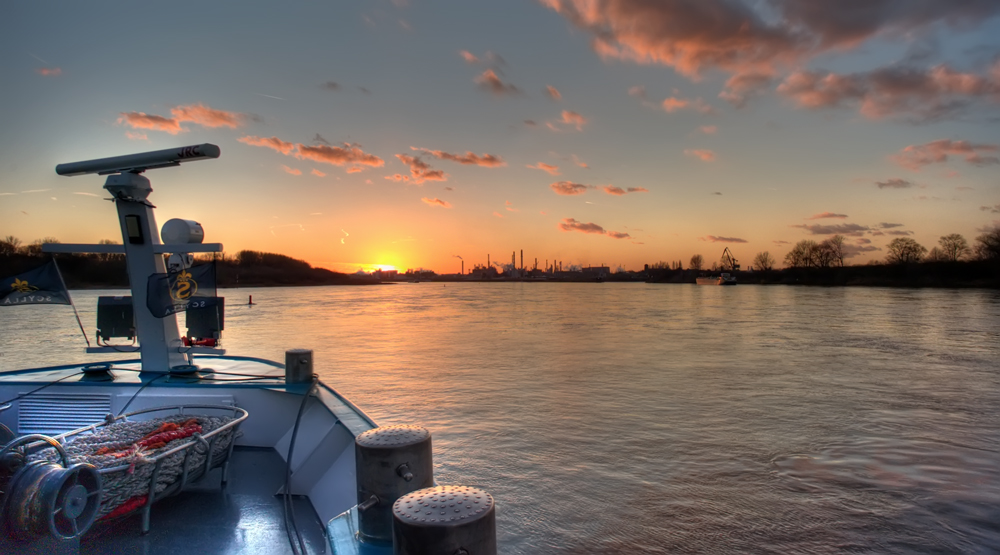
18;393;112;435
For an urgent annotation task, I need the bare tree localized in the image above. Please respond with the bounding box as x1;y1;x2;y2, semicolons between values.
825;235;846;267
938;234;970;262
689;254;703;270
974;228;1000;260
885;237;927;264
0;235;21;255
814;241;838;268
784;240;818;268
925;247;947;262
752;251;775;271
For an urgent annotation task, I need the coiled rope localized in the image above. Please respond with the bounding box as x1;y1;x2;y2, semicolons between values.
31;414;236;518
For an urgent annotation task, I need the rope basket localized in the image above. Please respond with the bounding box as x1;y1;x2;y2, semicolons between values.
29;405;247;522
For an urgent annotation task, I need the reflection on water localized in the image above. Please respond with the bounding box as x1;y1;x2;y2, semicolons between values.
3;284;1000;553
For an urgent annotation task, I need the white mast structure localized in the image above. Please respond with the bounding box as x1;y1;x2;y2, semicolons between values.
46;144;224;373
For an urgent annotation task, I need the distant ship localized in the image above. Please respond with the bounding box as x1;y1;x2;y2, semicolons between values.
696;272;737;285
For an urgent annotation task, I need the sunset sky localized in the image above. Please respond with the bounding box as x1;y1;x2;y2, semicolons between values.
2;1;1000;273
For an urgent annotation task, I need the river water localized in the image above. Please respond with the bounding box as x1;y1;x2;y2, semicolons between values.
2;283;1000;553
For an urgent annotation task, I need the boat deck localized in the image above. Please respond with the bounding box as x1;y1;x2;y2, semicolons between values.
7;447;329;555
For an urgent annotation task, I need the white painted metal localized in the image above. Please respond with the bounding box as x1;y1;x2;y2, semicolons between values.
55;143;221;176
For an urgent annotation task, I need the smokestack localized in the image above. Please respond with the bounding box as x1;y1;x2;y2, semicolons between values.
520;250;523;271
488;254;490;268
461;260;464;275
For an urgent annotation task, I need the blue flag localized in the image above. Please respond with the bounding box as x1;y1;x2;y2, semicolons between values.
1;259;72;307
146;263;218;318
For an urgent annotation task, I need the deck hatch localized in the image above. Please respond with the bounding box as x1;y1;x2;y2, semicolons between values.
18;393;113;434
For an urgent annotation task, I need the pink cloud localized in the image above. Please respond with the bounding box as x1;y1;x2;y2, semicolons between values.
661;96;714;114
550;181;590;195
475;69;520;95
557;110;588;131
505;200;519;212
346;167;365;173
628;85;646;99
493;211;504;218
700;235;748;243
281;165;302;176
699;125;718;135
394;154;448;184
459;50;480;64
807;212;848;220
118;112;185;135
527;162;561;175
891;139;1000;170
125;131;148;141
119;103;250;135
546;86;562;100
558;218;630;239
411;147;505;167
422;197;452;208
239;135;384;169
684;149;716;162
980;204;1000;214
36;67;62;76
777;64;1000;121
541;0;1000;78
238;135;296;154
311;169;326;177
603;186;648;196
572;154;588;168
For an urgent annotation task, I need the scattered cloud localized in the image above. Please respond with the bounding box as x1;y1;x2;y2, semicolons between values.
460;50;480;64
411;147;505;167
422;197;452;208
322;81;340;91
281;165;302;176
980;204;1000;214
807;212;848;220
876;178;913;189
358;86;372;95
684;149;716;162
843;244;881;258
551;110;587;131
545;85;563;100
524;119;537;127
776;64;1000;121
444;186;454;191
550;181;591;195
36;67;61;76
313;133;331;146
602;186;648;196
119;103;251;135
791;223;870;236
885;230;914;236
773;240;791;245
558;218;630;239
505;200;519;212
571;154;588;168
239;135;384;169
346;167;364;173
891;139;1000;170
698;125;717;135
311;169;326;177
879;222;904;228
712;192;722;195
493;211;503;218
628;85;646;99
541;0;1000;117
475;69;520;95
700;235;748;243
125;131;148;141
662;96;714;114
73;192;100;197
392;154;448;184
527;162;561;175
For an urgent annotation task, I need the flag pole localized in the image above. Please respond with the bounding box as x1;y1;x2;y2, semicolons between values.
51;258;91;348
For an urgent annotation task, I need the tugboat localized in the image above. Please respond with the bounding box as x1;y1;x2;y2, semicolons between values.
0;144;497;555
695;248;739;285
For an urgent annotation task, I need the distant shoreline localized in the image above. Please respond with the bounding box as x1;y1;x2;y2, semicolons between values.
3;252;997;290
